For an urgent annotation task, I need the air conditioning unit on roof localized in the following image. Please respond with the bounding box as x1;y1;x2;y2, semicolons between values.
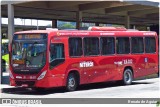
88;26;127;31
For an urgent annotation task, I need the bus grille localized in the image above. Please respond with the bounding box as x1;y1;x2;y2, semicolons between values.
15;81;35;87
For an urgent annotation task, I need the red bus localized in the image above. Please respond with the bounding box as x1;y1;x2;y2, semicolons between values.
9;27;159;91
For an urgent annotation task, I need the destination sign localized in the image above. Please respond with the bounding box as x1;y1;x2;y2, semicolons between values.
13;60;25;64
14;34;47;40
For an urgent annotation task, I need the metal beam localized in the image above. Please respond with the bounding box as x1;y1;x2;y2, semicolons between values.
105;4;153;13
145;13;159;20
79;1;130;11
52;20;57;28
125;14;130;29
14;1;93;10
128;8;159;16
13;6;76;16
45;1;93;9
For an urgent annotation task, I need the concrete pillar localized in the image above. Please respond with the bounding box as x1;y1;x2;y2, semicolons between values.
0;12;1;84
8;3;14;43
37;20;39;30
76;11;82;29
52;20;57;28
125;13;130;29
147;26;150;31
159;33;160;77
95;22;99;26
133;25;136;29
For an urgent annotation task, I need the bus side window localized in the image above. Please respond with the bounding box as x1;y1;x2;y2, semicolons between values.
84;37;99;56
49;43;65;69
101;37;115;55
131;37;144;54
69;37;82;57
145;37;156;53
116;37;130;54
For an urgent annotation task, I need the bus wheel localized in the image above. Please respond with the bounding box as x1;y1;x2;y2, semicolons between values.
66;73;78;91
123;69;133;85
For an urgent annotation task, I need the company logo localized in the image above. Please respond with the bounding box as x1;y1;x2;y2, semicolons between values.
2;99;11;104
1;99;42;104
80;61;94;68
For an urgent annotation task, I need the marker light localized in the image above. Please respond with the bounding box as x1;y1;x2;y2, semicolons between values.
37;70;47;80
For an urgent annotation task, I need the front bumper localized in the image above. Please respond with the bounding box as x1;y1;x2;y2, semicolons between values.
10;75;65;88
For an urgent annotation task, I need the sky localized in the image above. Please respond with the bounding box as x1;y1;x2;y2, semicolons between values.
1;18;52;26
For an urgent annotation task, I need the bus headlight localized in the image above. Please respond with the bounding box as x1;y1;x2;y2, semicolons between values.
37;70;47;80
9;70;14;79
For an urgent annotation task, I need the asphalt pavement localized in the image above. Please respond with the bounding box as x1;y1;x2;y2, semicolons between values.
0;72;159;98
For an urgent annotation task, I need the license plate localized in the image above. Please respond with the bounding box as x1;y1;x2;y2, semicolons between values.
21;84;28;87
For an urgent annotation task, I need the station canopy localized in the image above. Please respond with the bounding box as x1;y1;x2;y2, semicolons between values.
1;0;159;26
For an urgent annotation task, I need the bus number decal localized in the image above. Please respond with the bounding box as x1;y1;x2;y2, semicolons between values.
114;59;133;65
79;61;94;68
123;59;133;64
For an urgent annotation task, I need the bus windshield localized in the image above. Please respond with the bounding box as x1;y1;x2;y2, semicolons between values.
11;34;47;72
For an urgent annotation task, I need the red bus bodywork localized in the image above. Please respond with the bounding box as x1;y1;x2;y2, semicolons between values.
9;27;158;89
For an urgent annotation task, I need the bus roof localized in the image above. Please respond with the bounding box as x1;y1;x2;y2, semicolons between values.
14;30;52;34
14;27;157;37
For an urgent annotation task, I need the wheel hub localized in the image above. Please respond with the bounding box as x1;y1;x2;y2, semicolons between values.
125;71;131;82
68;77;75;88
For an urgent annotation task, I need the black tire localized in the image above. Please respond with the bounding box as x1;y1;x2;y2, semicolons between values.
123;69;133;85
66;73;78;91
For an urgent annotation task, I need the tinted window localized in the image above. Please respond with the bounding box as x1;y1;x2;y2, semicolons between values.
69;38;82;57
50;43;65;69
12;42;47;69
116;37;130;54
145;37;156;53
101;37;115;55
84;37;99;56
131;37;144;53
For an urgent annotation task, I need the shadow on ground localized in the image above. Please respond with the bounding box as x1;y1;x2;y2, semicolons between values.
1;78;155;95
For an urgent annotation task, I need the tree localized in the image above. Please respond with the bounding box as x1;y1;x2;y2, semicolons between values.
58;23;75;29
